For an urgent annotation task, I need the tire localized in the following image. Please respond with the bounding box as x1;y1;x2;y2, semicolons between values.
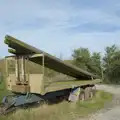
89;87;93;98
84;87;90;100
92;85;96;96
79;92;85;101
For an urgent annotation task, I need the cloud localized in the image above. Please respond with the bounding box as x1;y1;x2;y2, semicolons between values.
67;23;120;33
0;0;120;59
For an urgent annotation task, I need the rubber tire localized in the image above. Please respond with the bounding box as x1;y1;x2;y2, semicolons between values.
84;87;90;100
92;85;96;96
89;87;93;98
79;92;85;101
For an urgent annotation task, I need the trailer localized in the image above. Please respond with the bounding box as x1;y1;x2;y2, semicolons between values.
0;35;99;115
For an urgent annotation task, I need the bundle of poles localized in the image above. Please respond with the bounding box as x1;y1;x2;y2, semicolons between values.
5;35;97;80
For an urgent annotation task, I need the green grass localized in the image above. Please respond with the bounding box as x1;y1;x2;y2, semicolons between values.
0;91;112;120
0;77;9;102
75;90;112;116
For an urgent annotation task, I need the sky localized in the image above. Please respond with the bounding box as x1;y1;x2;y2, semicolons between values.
0;0;120;59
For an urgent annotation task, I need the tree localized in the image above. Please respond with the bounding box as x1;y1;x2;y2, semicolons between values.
88;52;102;76
103;45;120;84
103;45;118;69
72;48;102;76
72;48;91;71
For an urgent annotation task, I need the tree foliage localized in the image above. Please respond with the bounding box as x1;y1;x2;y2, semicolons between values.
72;48;91;71
88;52;102;76
72;48;102;76
72;45;120;84
103;45;120;84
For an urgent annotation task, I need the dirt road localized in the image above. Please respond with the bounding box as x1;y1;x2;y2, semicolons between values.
83;84;120;120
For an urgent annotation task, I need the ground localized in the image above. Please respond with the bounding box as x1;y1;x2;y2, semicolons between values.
80;84;120;120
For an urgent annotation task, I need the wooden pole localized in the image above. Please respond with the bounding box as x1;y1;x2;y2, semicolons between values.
21;56;25;84
15;56;20;84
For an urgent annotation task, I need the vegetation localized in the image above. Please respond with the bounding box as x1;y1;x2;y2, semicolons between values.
0;91;112;120
103;45;120;84
72;48;102;76
0;76;8;102
72;45;120;84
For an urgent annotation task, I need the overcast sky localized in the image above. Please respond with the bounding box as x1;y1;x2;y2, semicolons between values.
0;0;120;59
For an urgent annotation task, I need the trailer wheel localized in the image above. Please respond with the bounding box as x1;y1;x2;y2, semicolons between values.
79;92;85;101
84;87;91;100
92;85;96;96
89;87;93;98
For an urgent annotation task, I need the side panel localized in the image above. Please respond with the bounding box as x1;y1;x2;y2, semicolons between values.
29;74;44;94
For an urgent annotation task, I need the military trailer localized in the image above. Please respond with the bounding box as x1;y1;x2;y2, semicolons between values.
0;35;99;114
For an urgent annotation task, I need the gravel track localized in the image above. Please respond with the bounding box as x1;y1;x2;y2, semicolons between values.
79;84;120;120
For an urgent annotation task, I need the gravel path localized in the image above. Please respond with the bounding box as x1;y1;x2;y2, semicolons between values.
80;84;120;120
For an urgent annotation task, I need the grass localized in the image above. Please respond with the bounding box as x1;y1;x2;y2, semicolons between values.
0;90;112;120
0;77;9;102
